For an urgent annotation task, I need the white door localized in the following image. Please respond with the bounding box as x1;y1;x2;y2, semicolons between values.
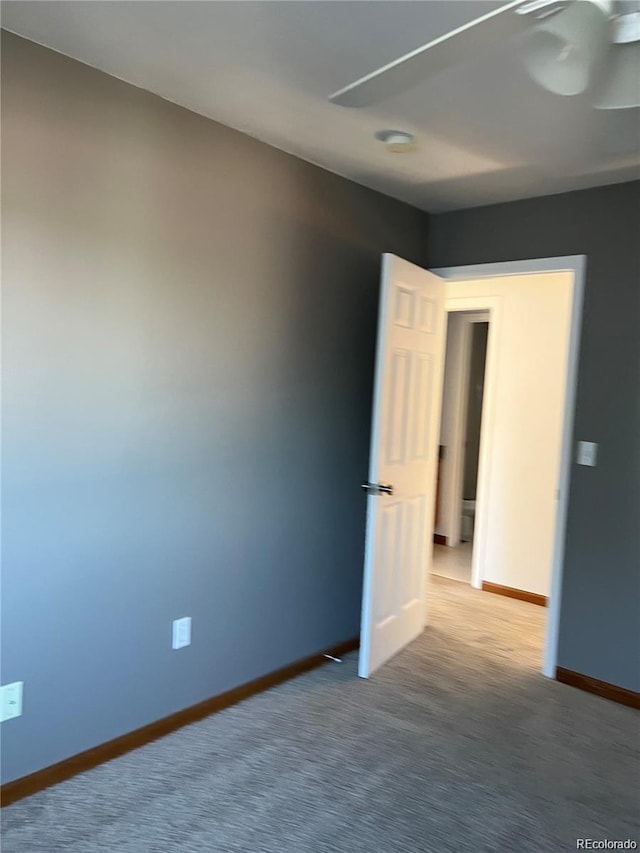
359;254;446;677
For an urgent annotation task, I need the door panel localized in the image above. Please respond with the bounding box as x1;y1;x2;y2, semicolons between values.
359;255;446;678
387;348;411;464
411;354;434;461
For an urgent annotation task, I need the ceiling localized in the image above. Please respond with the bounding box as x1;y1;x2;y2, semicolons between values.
2;0;639;212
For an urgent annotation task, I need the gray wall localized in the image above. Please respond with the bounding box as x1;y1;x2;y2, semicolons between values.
0;33;429;783
429;181;640;692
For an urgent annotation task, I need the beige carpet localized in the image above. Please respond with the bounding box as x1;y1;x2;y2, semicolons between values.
3;577;638;852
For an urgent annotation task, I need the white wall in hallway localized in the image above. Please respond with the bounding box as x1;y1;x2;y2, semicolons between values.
446;272;574;598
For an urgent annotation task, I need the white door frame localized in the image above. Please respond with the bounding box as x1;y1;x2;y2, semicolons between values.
439;310;490;549
433;256;586;678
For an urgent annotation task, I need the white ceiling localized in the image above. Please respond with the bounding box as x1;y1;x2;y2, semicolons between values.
3;0;639;212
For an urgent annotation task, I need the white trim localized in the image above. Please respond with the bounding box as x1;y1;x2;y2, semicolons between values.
434;256;586;679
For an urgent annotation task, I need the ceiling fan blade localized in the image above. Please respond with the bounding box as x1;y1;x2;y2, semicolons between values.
329;0;559;108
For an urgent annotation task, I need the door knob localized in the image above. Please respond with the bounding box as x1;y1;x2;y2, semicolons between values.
361;482;394;496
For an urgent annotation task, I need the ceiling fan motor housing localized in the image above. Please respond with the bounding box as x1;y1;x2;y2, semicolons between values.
524;0;613;96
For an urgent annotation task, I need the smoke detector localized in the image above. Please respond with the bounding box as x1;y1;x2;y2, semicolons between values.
375;130;416;152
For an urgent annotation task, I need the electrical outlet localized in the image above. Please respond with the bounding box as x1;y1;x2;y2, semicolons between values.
1;682;23;722
172;617;191;650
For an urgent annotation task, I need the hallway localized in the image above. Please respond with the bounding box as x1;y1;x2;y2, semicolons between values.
431;541;473;584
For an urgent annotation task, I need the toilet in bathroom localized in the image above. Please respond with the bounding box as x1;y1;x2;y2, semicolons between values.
461;500;475;542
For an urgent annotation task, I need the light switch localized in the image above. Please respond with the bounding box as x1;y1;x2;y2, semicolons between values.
172;617;192;650
576;441;598;467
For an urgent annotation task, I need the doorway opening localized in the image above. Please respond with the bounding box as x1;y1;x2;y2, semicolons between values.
433;312;489;586
358;254;585;680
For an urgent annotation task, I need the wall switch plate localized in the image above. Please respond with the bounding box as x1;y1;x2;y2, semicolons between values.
172;617;192;650
576;441;598;467
0;682;23;722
